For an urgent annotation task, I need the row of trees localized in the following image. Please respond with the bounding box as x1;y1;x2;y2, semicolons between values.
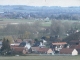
0;20;80;41
1;12;80;20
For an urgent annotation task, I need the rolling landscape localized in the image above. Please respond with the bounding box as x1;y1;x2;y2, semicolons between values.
0;1;80;60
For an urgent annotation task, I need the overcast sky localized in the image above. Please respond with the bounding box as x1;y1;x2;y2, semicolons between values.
0;0;80;7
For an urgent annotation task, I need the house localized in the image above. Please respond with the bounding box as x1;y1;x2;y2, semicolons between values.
11;41;31;55
60;48;78;56
52;42;67;53
11;47;28;54
31;47;40;53
19;42;31;49
38;48;54;55
23;39;34;46
39;42;46;48
47;48;54;55
10;43;20;47
14;39;22;43
70;44;80;54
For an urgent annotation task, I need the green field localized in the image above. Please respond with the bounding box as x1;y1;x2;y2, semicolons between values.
0;55;80;60
0;18;80;27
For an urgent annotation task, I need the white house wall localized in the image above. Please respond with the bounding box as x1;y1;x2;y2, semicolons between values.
72;49;78;56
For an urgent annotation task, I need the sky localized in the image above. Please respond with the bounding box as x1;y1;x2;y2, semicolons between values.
0;0;80;7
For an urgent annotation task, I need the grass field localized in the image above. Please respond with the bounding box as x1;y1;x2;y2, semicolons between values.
0;55;80;60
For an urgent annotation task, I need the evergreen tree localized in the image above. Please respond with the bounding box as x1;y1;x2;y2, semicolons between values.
1;38;11;55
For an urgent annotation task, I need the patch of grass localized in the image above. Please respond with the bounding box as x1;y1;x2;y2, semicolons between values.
0;55;80;60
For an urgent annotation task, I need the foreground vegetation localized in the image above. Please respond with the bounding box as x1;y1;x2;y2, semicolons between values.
0;55;80;60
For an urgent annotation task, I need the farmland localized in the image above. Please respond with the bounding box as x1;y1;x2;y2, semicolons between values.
0;19;51;27
0;55;80;60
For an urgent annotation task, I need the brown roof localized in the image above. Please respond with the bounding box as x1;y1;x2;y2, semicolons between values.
70;40;80;43
70;45;77;48
14;39;22;43
23;39;34;43
38;48;49;52
75;45;80;49
10;43;20;47
11;46;28;54
52;42;67;45
31;47;40;51
60;48;74;54
70;45;80;49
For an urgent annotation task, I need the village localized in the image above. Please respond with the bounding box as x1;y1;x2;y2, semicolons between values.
0;31;80;56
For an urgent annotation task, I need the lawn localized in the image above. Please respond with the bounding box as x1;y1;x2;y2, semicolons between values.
0;55;80;60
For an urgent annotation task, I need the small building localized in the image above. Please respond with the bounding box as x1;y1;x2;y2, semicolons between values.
10;43;20;47
14;39;22;43
38;48;54;55
31;47;40;53
60;48;78;56
70;44;80;54
47;48;54;55
23;39;34;46
11;47;28;54
52;42;67;52
19;42;31;49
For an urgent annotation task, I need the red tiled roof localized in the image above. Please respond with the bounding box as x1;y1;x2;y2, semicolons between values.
60;48;74;54
52;42;67;45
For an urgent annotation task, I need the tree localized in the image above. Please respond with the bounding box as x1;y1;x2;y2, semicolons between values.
21;31;30;39
50;20;65;37
1;38;11;55
4;36;14;43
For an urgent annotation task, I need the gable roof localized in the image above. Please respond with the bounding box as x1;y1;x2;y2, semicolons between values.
47;48;53;53
52;42;67;45
60;48;74;54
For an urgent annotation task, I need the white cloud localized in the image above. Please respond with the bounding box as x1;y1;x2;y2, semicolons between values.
0;0;80;7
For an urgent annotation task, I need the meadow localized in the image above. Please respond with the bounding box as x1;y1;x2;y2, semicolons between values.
0;55;80;60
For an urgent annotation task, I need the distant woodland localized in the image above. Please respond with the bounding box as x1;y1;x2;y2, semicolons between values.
0;5;80;20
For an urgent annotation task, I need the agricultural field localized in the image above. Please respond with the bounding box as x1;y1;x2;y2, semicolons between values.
0;18;51;27
0;55;80;60
0;18;80;27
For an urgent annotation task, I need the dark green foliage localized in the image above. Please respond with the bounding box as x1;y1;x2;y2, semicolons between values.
62;32;80;43
1;38;11;55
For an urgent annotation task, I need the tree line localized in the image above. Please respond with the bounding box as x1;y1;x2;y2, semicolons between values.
0;20;80;41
